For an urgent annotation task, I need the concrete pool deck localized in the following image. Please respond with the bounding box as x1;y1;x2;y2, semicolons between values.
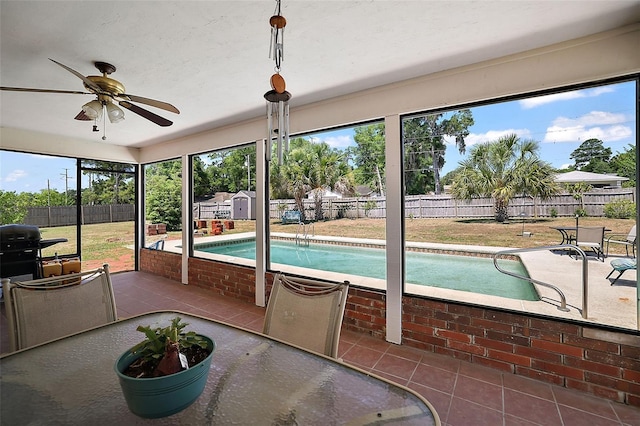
167;232;638;331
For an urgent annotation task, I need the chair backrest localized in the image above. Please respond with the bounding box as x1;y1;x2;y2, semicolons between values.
263;273;349;358
2;264;117;352
147;238;165;250
576;226;605;245
627;225;636;243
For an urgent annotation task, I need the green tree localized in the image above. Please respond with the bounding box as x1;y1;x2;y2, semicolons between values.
569;138;612;170
34;188;76;206
349;124;386;196
207;146;256;193
451;134;559;222
145;160;182;231
82;161;135;205
307;142;354;220
84;173;134;205
610;144;636;187
192;156;213;198
269;160;290;200
0;190;30;224
274;138;354;221
564;182;593;212
403;110;474;195
440;168;460;187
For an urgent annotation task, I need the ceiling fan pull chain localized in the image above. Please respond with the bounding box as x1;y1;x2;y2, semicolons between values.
102;108;107;140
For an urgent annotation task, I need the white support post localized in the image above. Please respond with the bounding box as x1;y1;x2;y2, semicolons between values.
255;139;267;307
181;154;189;285
384;114;403;344
137;166;145;263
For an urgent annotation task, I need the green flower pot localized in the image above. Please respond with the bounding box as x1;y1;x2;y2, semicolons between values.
114;336;215;419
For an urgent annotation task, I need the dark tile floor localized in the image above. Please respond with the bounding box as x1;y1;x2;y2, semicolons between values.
3;270;640;425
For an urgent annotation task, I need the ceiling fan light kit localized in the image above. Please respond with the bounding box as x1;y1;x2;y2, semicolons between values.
265;0;291;165
1;58;180;139
82;99;103;120
105;102;125;123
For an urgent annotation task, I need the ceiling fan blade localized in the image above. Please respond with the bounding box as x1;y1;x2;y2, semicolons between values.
74;110;92;121
1;86;89;95
49;58;102;93
122;94;180;114
119;101;173;127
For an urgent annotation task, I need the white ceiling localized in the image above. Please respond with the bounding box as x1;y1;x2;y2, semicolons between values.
1;1;639;149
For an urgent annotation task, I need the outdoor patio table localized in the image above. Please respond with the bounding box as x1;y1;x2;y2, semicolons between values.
551;226;577;245
0;310;439;425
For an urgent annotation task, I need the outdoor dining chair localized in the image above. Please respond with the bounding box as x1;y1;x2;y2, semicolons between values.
575;226;606;261
263;273;349;358
1;264;117;352
605;225;636;258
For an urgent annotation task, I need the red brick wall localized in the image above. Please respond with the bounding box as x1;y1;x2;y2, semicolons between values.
402;296;640;406
139;248;181;282
187;257;257;304
139;255;640;407
344;287;387;339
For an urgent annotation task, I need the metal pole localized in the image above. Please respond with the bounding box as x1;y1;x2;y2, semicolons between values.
246;154;250;191
582;250;589;319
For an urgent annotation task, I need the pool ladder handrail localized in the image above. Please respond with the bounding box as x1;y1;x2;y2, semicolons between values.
492;245;589;318
295;221;314;246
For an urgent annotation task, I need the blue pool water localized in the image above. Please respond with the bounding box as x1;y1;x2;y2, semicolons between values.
198;240;538;301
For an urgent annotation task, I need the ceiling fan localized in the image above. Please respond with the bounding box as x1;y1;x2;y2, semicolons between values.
1;59;179;127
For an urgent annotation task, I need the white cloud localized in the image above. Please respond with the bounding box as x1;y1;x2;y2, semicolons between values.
446;128;532;147
519;86;614;109
318;135;354;149
4;169;27;182
543;111;631;143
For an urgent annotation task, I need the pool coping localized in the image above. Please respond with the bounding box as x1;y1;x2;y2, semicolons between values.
166;232;637;330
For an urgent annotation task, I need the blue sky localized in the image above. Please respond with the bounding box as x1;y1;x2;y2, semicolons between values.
0;80;636;193
311;80;636;176
0;152;78;193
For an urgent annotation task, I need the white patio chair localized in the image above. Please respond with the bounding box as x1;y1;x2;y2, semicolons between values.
2;264;117;352
605;225;636;258
575;226;606;261
263;273;349;358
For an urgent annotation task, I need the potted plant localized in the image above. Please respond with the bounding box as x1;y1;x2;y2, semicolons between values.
114;316;215;419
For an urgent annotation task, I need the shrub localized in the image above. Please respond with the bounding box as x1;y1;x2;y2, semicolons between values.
604;199;636;219
336;202;353;219
550;208;558;218
363;200;377;218
574;208;588;217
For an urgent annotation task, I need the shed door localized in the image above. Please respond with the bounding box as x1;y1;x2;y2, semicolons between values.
234;197;248;219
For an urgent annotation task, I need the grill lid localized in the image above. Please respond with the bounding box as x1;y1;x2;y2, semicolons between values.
0;225;42;250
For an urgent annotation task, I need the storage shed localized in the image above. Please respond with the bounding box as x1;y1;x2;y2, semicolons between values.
231;191;256;220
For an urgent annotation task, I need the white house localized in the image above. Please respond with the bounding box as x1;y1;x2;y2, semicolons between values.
306;189;342;199
554;171;629;189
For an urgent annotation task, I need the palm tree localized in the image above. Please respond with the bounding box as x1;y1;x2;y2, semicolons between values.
282;146;312;219
307;143;355;220
451;134;559;222
277;138;354;221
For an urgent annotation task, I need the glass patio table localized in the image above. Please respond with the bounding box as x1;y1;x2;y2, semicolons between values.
1;311;439;425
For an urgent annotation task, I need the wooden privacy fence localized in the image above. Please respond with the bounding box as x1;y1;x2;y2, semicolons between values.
266;188;635;220
193;203;232;220
24;188;634;227
24;204;135;228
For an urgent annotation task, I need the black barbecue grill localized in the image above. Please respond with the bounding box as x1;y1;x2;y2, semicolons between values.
0;224;43;279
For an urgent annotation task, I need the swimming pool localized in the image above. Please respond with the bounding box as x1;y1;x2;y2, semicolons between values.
197;239;538;301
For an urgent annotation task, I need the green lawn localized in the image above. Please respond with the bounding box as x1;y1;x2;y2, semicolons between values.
37;216;635;272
